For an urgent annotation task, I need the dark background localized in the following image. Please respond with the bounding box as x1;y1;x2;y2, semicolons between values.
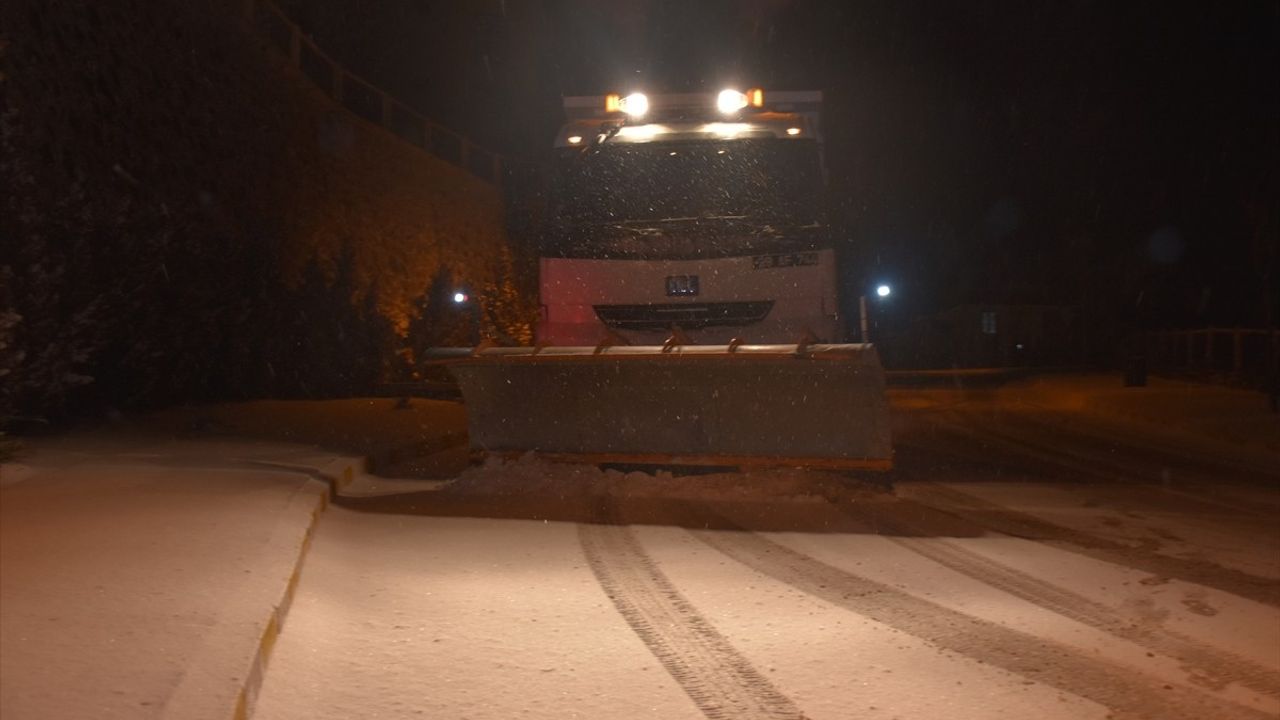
2;0;1277;423
0;0;528;421
280;0;1278;330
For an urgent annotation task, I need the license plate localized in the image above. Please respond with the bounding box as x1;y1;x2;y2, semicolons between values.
665;275;699;296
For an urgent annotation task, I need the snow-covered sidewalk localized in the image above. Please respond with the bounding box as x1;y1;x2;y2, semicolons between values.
0;443;352;720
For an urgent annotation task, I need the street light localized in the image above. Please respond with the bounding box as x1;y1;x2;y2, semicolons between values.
860;284;893;343
451;289;482;345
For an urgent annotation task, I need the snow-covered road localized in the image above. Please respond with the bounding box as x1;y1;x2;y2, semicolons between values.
254;398;1280;720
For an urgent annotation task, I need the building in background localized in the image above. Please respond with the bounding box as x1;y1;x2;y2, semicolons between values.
881;304;1082;369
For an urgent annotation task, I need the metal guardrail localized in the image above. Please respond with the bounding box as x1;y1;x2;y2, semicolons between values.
244;0;515;186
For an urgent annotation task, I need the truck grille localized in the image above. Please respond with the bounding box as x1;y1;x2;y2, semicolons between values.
593;301;774;331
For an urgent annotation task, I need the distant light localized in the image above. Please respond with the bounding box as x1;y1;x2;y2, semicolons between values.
876;285;891;298
786;127;802;136
453;292;468;304
717;88;749;115
620;92;649;118
567;135;583;144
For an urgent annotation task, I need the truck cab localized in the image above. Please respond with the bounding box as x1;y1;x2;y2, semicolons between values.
538;90;841;346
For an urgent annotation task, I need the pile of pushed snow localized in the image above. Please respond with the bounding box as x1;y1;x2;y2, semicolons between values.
446;453;888;505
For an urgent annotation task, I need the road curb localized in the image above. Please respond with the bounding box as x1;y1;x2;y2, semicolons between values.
229;457;360;720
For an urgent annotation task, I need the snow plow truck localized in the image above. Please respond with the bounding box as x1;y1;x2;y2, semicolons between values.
439;89;892;470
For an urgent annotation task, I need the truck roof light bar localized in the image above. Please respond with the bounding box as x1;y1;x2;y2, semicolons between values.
565;90;820;122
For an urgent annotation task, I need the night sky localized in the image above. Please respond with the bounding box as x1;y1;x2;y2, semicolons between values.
282;0;1278;329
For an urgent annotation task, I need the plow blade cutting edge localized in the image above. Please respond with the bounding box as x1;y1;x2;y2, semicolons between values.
436;343;892;470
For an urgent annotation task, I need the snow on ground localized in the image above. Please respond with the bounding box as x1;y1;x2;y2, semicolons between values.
890;372;1279;472
258;449;1277;719
445;451;885;505
755;516;1277;713
4;374;1274;720
907;399;1279;511
956;535;1280;669
912;480;1280;580
635;523;1111;720
260;505;1113;720
890;380;1278;583
1023;374;1280;456
0;463;325;720
252;510;705;720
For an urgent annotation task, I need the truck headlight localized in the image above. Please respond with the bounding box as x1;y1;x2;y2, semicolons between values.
619;92;649;118
717;89;748;114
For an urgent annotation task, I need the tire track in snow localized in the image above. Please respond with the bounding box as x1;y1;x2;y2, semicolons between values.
884;533;1280;698
928;409;1275;519
689;520;1275;720
902;483;1280;607
992;404;1280;487
850;499;1280;696
578;510;805;720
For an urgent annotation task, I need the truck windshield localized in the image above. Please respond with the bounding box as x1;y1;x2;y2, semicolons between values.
553;139;822;227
